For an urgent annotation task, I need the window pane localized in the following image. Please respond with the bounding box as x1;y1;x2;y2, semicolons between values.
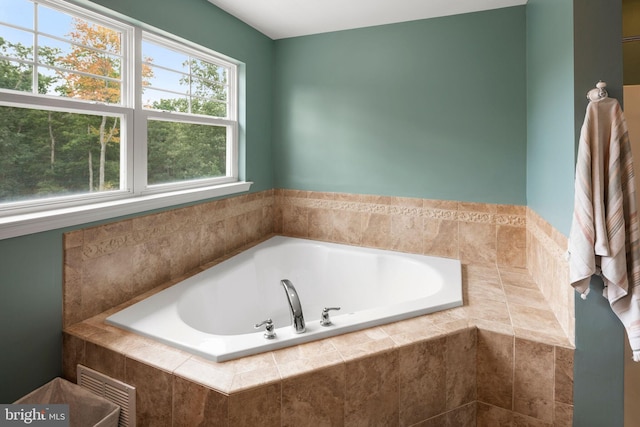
146;65;187;95
56;70;121;102
0;25;33;59
190;76;227;102
142;87;188;112
142;35;230;118
190;97;227;117
142;39;188;72
147;120;227;185
0;59;33;92
38;6;122;55
0;0;33;30
0;105;122;203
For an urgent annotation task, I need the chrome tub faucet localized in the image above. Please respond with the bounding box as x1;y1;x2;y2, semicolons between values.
280;279;306;333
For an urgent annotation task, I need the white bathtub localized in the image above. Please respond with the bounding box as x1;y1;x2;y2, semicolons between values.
106;236;462;362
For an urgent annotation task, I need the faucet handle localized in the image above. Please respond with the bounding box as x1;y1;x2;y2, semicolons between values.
255;318;276;339
320;307;341;326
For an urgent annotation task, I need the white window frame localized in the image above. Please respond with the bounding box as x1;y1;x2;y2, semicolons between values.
0;0;250;240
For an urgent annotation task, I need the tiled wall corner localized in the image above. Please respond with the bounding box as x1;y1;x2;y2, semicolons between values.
63;190;274;327
274;190;527;268
526;208;574;344
475;329;574;427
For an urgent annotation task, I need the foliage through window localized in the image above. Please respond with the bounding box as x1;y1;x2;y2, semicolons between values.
0;0;238;212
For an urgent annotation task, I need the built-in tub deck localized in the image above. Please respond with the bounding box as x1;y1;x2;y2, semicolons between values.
63;240;574;426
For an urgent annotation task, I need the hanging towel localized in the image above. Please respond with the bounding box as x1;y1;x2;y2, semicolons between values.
569;96;640;361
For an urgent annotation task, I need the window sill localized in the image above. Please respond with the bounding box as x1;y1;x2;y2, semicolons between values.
0;181;252;240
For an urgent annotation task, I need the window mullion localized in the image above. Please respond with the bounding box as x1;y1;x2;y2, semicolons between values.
132;26;146;195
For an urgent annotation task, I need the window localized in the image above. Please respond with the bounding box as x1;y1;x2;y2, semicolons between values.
0;0;243;228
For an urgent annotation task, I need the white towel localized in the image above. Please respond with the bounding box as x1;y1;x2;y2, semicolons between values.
569;96;640;361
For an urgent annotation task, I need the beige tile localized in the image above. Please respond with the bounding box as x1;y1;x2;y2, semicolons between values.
382;315;445;341
398;337;446;425
308;208;334;241
499;268;538;289
83;219;133;246
276;349;344;379
131;236;173;295
331;210;362;245
554;402;573;427
64;229;84;249
330;328;394;361
512;328;572;347
464;296;511;325
467;278;506;303
345;350;399;426
169;228;202;278
282;204;309;238
459;222;497;265
172;376;229;427
273;339;338;366
464;264;500;281
509;304;564;338
512;412;552;427
423;219;458;259
445;402;477;427
497;225;526;268
554;346;574;405
503;284;549;310
361;213;391;249
497;204;526;216
476;402;513;426
472;319;514;336
446;328;477;409
200;220;226;265
63;247;84;327
513;339;554;422
122;340;191;374
281;364;345;427
125;358;173;427
477;330;513;410
174;357;235;393
391;214;423;253
84;342;125;382
81;247;136;321
228;383;281;427
62;333;85;383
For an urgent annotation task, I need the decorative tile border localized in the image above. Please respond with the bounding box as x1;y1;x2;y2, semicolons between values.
279;194;526;226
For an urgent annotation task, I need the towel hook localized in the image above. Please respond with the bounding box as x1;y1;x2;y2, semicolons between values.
586;80;608;101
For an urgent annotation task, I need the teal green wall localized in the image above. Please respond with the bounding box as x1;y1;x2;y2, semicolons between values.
273;7;527;204
0;1;630;424
573;1;625;426
0;0;274;402
0;231;64;402
525;0;575;234
527;0;625;425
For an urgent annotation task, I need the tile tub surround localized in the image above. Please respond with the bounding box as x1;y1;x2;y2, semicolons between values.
274;190;527;268
63;263;573;427
62;189;574;425
63;189;530;328
527;208;574;344
63;190;275;327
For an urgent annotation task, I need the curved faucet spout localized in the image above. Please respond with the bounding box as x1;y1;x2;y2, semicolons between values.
280;279;306;333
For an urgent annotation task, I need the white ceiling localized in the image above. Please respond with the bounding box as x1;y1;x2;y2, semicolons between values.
207;0;528;40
